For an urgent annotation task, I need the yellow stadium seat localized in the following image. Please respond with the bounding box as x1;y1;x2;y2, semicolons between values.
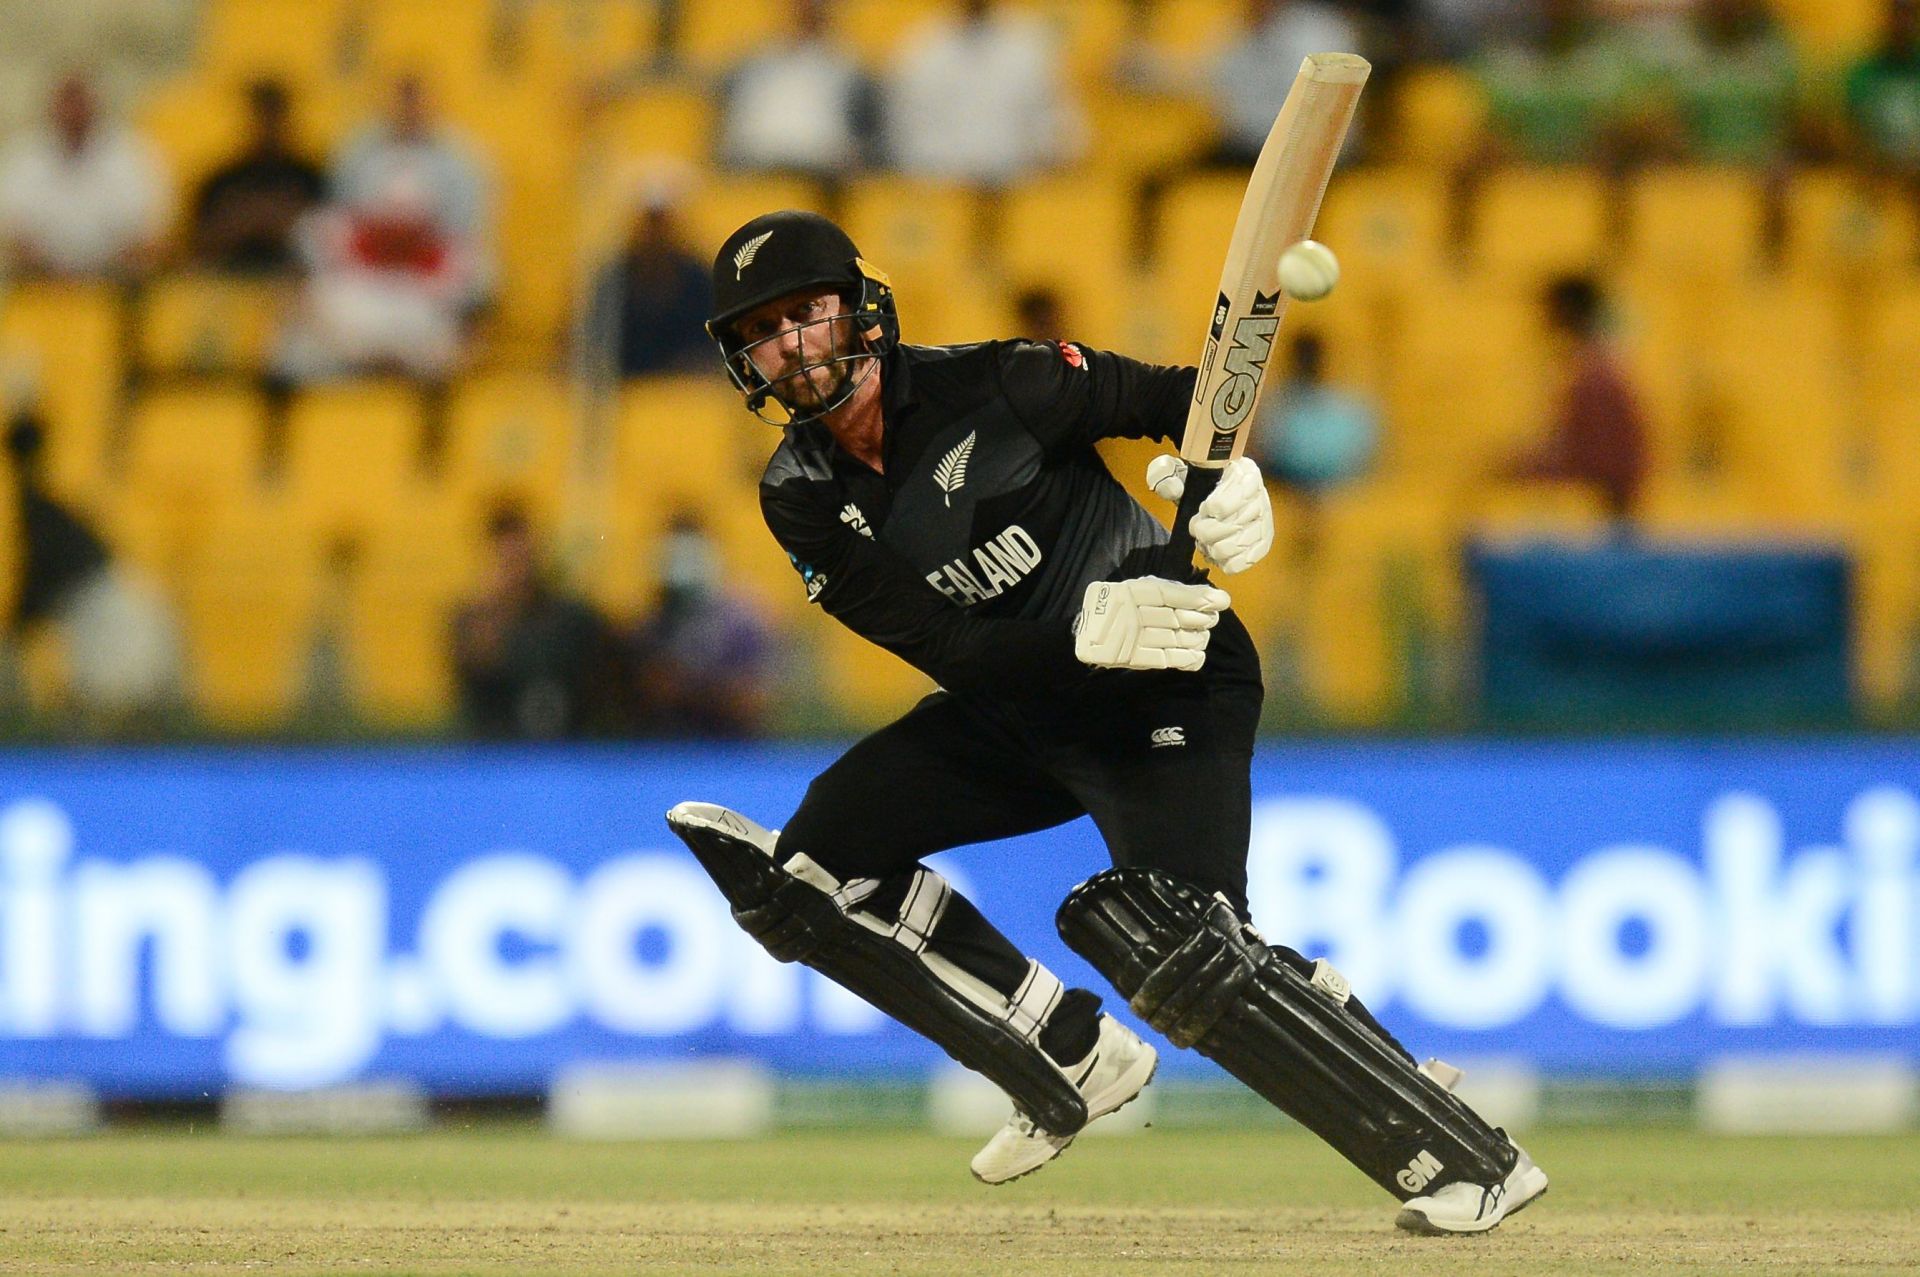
1471;167;1609;280
355;0;501;97
1141;0;1238;67
1636;473;1773;536
198;0;350;83
1697;278;1852;518
121;386;266;516
615;374;752;481
102;489;194;589
277;381;428;536
1155;172;1246;320
842;179;984;340
179;498;322;727
1380;277;1544;482
614;374;761;514
999;174;1134;348
832;0;954;65
138;275;291;375
843;179;983;280
513;0;656;89
680;177;829;264
1467;481;1611;545
443;372;579;523
810;612;938;730
138;79;246;218
1783;168;1920;279
1863;282;1920;506
1391;64;1489;167
594;380;794;623
1012;0;1134;86
597;84;715;164
448;85;583;352
1847;505;1920;707
1082;90;1213;178
1297;480;1456;723
1769;0;1880;58
345;502;472;724
905;279;1015;347
676;0;789;70
0;282;122;502
1312;163;1452;282
1626;167;1765;280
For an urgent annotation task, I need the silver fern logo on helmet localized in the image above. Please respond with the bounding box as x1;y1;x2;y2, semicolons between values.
732;231;774;280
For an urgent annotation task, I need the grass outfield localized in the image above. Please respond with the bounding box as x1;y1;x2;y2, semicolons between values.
3;1125;1918;1275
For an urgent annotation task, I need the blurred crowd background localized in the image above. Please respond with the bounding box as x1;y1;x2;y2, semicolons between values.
0;0;1916;743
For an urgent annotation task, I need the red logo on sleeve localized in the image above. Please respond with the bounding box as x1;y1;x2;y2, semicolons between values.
1056;341;1085;369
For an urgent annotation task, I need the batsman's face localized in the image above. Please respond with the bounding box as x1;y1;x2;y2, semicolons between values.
736;289;867;411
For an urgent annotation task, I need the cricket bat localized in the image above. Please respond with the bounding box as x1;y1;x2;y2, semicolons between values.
1162;52;1370;572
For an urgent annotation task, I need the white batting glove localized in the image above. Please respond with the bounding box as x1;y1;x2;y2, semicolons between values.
1072;576;1231;672
1146;455;1275;575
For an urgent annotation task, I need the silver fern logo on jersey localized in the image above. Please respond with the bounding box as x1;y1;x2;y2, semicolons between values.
732;231;773;279
933;430;977;507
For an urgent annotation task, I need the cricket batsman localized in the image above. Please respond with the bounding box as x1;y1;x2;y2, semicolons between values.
666;210;1549;1234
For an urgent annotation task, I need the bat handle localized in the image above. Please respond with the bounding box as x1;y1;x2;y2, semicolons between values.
1160;462;1222;578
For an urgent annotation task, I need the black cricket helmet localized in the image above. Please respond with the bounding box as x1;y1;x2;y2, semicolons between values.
706;210;898;425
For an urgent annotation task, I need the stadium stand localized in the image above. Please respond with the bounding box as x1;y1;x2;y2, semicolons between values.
1;0;1914;734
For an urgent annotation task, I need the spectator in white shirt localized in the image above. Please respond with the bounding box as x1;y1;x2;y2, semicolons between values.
1207;0;1366;166
272;171;480;383
331;75;492;296
0;74;169;280
884;0;1083;186
718;0;880;180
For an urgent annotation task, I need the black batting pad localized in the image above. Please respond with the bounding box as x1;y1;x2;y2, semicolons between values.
668;803;1089;1135
1057;867;1515;1199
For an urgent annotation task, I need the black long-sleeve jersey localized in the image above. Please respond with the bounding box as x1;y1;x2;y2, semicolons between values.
759;338;1201;700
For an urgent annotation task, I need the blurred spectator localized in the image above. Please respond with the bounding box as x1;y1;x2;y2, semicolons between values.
586;182;714;377
1205;0;1368;166
0;73;169;280
1844;0;1920;177
1013;285;1068;341
1638;0;1800;167
271;171;482;383
1468;0;1647;167
1415;0;1531;60
717;0;880;179
3;409;182;727
885;0;1083;185
190;79;328;274
331;75;492;294
451;502;614;740
615;510;773;738
1507;275;1649;522
1254;332;1378;496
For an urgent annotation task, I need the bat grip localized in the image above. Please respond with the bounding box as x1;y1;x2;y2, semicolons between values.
1160;463;1222;578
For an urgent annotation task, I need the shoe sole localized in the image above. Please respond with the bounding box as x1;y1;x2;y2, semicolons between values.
1393;1170;1550;1236
972;1047;1160;1187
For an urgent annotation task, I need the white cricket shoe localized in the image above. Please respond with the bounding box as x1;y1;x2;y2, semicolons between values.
969;1015;1158;1186
1394;1142;1550;1236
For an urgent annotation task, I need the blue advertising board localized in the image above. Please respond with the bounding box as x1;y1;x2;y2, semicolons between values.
0;741;1915;1096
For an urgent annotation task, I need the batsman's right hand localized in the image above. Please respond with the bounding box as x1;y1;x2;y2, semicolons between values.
1072;577;1230;672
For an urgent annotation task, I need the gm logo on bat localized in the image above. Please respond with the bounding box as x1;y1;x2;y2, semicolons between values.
1208;292;1281;460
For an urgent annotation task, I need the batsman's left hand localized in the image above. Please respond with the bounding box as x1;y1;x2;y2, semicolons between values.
1146;455;1274;575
